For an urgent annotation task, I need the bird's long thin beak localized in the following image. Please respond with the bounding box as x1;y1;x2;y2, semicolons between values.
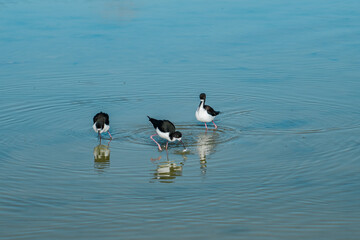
180;140;186;149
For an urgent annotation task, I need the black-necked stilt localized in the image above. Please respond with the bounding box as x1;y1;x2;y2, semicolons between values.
148;116;186;151
93;112;112;140
195;93;220;129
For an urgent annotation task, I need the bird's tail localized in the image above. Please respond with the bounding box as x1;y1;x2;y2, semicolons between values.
147;116;155;123
147;116;158;128
214;111;220;116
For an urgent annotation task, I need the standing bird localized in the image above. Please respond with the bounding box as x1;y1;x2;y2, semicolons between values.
93;112;112;140
148;116;186;151
195;93;220;129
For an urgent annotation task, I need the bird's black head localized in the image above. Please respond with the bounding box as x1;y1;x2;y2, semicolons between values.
96;121;104;130
199;93;206;100
170;131;187;150
170;131;182;141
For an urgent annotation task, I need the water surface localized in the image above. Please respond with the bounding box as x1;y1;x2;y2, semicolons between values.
1;0;360;239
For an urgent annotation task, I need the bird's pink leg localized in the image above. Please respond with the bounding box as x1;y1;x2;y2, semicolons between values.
107;133;112;145
150;134;162;151
204;122;208;129
151;156;162;162
166;141;168;150
212;121;218;129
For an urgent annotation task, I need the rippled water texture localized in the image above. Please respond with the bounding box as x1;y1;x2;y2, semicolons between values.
1;0;360;239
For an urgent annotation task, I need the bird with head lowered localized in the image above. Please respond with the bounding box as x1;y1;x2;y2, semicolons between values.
147;116;186;151
93;112;112;140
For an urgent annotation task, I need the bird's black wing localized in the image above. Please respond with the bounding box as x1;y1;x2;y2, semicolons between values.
93;112;103;123
93;112;109;124
148;116;163;129
204;105;220;116
161;120;176;133
103;113;110;125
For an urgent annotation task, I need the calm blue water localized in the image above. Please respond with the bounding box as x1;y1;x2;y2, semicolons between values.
1;0;360;239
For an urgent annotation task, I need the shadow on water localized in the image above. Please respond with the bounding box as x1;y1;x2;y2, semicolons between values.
150;150;187;183
196;130;219;175
93;144;110;172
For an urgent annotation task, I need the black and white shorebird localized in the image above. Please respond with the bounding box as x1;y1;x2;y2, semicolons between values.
148;116;186;151
93;112;112;140
195;93;220;129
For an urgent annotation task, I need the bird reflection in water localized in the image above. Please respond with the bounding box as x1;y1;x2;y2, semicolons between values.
150;150;187;183
93;144;110;172
196;130;218;175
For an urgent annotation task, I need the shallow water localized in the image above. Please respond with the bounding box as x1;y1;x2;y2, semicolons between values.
1;0;360;239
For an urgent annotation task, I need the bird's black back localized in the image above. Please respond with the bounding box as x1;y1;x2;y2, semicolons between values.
204;105;220;116
93;112;110;125
148;116;176;133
